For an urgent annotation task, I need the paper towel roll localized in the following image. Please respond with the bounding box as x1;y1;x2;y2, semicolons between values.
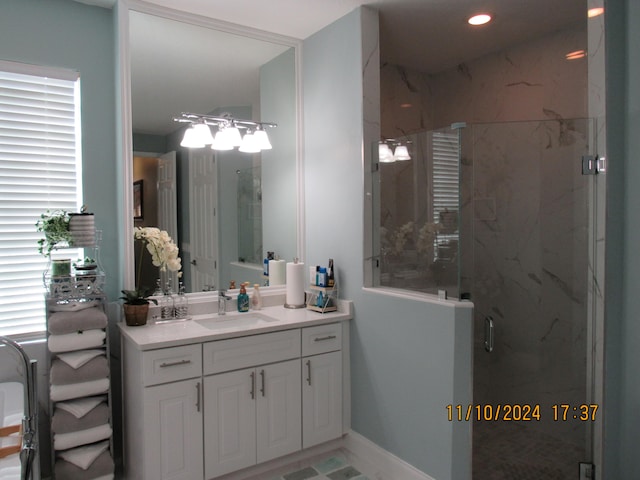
268;259;286;286
286;262;305;307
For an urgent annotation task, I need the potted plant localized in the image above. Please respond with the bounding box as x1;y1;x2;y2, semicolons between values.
36;210;73;257
120;227;182;326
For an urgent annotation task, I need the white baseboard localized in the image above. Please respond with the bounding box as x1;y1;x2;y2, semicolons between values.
342;430;436;480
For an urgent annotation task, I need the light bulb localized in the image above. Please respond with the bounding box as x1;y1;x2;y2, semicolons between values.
239;132;260;153
225;124;242;147
193;123;214;145
393;145;411;161
379;143;394;163
211;129;234;150
253;129;272;150
180;126;205;148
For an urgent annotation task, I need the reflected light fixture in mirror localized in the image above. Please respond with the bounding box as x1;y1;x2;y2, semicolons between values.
174;112;276;151
379;140;411;163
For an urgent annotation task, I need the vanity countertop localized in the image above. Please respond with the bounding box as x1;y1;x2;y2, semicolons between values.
119;301;353;351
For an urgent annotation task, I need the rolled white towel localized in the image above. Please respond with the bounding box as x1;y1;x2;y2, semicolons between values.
50;378;110;402
54;423;112;451
56;396;107;419
48;330;105;353
58;440;109;470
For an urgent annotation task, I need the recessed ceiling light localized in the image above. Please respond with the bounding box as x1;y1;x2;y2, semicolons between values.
400;103;413;109
565;50;587;60
588;7;604;18
468;14;492;26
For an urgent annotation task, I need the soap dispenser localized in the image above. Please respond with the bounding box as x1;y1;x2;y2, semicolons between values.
251;284;262;310
237;282;250;312
174;281;189;319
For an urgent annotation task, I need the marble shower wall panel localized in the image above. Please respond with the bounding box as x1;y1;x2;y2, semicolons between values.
380;63;434;139
430;24;588;128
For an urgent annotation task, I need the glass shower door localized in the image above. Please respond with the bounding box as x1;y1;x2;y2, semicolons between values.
460;119;601;479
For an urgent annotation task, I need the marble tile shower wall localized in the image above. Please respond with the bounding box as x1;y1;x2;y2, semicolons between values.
380;23;587;137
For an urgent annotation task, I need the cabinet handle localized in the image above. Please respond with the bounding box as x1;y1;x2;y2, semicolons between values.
314;335;336;342
260;369;265;397
195;382;201;412
306;360;311;386
159;359;191;368
250;372;255;399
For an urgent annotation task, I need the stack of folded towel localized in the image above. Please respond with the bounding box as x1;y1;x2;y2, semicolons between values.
47;302;113;480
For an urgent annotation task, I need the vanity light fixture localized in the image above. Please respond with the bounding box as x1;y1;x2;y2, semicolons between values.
174;112;277;152
379;139;412;163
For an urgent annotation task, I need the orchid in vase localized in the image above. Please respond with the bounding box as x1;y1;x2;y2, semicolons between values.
120;227;182;305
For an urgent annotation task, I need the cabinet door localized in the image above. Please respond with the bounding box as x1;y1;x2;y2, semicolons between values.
302;351;343;448
143;378;203;480
256;359;301;463
204;368;257;479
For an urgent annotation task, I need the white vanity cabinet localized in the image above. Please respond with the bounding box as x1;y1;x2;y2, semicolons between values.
121;314;350;480
144;378;203;480
123;343;203;480
202;330;302;479
301;323;343;448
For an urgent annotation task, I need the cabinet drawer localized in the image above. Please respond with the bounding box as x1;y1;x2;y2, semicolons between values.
142;344;202;386
302;323;342;356
203;329;301;375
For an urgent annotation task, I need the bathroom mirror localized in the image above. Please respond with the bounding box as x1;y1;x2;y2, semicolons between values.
124;3;302;294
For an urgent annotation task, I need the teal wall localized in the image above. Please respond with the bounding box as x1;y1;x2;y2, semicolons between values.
0;0;119;300
303;8;473;479
604;0;640;478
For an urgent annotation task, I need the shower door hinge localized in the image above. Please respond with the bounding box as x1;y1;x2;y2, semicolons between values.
582;155;606;175
579;462;594;480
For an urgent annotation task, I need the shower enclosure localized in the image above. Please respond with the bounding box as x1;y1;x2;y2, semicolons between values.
374;117;604;478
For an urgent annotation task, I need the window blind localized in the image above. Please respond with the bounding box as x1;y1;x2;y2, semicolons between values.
431;130;460;222
0;62;81;337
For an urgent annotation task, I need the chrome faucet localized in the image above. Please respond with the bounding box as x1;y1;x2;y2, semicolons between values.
0;336;38;480
218;290;232;315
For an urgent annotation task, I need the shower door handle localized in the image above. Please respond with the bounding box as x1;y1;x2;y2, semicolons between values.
484;316;494;353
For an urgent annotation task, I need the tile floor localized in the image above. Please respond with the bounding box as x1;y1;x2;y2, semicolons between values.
251;450;370;480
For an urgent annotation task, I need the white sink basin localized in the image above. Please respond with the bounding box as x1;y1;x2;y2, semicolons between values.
195;312;277;330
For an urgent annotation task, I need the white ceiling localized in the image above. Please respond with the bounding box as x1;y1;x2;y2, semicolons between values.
118;0;585;135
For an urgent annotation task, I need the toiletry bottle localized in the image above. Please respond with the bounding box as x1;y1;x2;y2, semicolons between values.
174;282;189;319
327;259;335;287
237;283;250;312
251;284;262;310
317;267;327;287
160;281;175;319
316;291;324;308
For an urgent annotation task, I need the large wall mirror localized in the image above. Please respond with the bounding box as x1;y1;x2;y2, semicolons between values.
124;2;303;295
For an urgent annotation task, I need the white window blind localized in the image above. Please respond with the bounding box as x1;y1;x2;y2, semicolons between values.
431;130;460;222
0;61;81;337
